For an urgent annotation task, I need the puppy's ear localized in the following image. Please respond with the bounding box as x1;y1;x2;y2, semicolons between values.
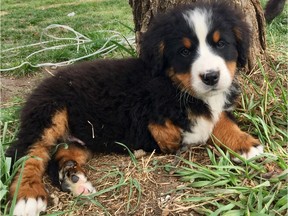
140;24;166;77
233;20;251;68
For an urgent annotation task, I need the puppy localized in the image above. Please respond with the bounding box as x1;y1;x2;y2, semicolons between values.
6;1;263;215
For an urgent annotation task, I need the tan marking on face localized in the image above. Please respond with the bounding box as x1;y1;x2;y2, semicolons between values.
211;112;259;153
183;37;192;49
226;61;237;78
10;108;68;200
148;119;181;153
175;73;191;89
168;67;195;96
212;30;221;43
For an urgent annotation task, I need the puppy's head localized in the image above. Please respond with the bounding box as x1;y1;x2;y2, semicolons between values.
140;2;250;97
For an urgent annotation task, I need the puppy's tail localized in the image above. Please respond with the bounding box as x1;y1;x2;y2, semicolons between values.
265;0;285;23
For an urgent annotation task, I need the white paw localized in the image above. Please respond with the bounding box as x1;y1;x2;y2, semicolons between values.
244;145;264;159
66;173;96;196
233;145;264;163
13;198;47;216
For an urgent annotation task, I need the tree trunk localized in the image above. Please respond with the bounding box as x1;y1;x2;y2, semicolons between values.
129;0;266;71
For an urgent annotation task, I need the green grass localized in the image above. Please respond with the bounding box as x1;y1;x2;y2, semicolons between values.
1;99;21;149
260;0;288;64
239;61;287;156
170;145;287;215
1;0;287;215
0;0;134;75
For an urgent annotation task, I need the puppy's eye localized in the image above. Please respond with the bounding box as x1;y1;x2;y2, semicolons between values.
216;40;226;49
179;48;191;57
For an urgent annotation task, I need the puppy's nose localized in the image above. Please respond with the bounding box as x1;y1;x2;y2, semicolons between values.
200;70;220;86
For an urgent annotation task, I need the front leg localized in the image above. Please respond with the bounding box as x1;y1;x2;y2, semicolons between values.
212;112;263;160
148;119;182;153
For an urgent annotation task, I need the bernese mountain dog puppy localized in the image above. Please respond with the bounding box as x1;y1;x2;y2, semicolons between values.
6;1;264;215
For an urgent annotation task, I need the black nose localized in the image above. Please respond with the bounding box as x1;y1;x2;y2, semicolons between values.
200;70;220;86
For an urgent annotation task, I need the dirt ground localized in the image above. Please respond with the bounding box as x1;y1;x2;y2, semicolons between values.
45;150;211;216
1;72;47;106
1;71;210;215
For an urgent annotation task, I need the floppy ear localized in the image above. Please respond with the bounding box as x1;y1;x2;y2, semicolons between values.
140;35;165;77
233;21;251;68
139;21;166;77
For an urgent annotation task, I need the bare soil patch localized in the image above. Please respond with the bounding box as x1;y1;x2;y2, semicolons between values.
1;72;47;107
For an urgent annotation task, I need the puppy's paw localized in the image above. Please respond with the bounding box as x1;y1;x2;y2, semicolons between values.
241;144;264;159
10;173;48;216
233;144;264;163
13;198;47;216
59;160;96;196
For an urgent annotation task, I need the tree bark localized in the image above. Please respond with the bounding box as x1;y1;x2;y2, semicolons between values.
129;0;266;71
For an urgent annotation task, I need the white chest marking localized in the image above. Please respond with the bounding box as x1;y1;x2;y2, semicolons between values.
182;93;226;145
182;116;215;145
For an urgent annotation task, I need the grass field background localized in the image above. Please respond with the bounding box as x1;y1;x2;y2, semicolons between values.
1;0;287;215
1;0;134;75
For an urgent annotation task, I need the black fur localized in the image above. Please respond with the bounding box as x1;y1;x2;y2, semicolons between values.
6;2;250;167
265;0;286;23
140;2;251;73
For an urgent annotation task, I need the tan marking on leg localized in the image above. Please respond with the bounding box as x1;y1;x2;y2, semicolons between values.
10;109;68;200
148;119;181;153
211;112;259;153
43;109;68;144
226;61;237;78
212;30;220;43
183;37;192;49
55;144;92;168
55;144;94;195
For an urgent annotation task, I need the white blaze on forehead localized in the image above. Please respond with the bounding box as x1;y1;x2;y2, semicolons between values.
183;8;212;44
183;8;216;68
